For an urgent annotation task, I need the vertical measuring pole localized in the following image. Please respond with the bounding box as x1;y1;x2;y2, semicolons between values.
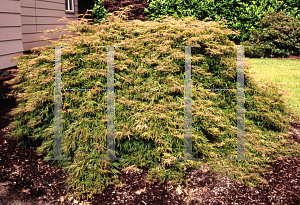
229;45;252;161
184;46;193;160
54;46;63;159
99;46;123;161
237;46;246;160
176;46;201;161
46;46;71;161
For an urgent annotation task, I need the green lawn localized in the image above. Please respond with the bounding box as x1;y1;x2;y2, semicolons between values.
246;58;300;118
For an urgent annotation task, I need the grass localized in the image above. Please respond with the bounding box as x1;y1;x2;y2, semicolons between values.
246;58;300;117
5;7;300;201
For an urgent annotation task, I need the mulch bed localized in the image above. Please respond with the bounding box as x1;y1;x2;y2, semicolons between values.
1;65;300;204
0;69;73;205
89;114;300;205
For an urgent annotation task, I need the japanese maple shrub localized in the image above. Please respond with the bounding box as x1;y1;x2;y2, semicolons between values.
243;11;300;58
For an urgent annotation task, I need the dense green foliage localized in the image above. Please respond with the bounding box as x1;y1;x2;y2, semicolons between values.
143;0;300;43
6;10;300;201
93;0;300;44
92;0;109;22
243;11;300;58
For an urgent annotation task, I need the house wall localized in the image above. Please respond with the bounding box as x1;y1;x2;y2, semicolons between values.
0;0;24;69
21;0;78;51
0;0;78;70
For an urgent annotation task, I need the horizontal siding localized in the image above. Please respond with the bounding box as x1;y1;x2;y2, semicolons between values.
22;31;70;51
22;32;64;43
23;41;50;51
44;0;64;3
20;7;36;16
0;1;21;14
23;38;60;51
20;0;78;53
21;16;36;25
0;0;24;70
20;0;35;8
22;25;37;34
0;52;23;69
0;27;23;42
0;40;24;56
36;1;63;10
65;13;78;20
37;24;68;32
0;0;78;70
0;13;23;27
22;33;47;44
36;16;65;24
36;8;64;17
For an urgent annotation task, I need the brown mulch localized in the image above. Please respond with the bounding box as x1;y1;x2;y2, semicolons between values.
1;63;300;205
0;69;73;205
89;114;300;205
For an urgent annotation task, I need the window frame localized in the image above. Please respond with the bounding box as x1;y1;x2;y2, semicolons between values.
65;0;75;13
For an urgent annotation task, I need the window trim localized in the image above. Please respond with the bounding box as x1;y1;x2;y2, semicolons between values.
65;0;75;13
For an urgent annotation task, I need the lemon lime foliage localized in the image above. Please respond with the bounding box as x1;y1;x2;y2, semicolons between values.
6;7;300;201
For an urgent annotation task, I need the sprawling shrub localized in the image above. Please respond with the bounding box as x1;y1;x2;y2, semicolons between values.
244;11;300;58
6;9;300;202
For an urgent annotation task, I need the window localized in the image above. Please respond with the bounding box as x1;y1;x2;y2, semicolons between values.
65;0;74;12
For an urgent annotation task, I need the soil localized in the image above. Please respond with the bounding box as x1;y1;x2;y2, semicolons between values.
1;65;300;204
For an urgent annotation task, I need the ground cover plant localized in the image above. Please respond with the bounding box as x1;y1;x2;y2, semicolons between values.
5;7;300;201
